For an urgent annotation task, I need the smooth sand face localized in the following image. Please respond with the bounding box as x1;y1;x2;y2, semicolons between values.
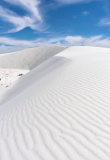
0;46;110;160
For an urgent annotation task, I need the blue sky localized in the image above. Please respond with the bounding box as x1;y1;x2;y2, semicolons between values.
0;0;110;53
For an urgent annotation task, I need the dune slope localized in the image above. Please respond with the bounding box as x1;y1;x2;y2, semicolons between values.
0;46;66;104
1;46;110;160
0;46;66;70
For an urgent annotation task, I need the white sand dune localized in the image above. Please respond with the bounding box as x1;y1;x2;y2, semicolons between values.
0;46;110;160
0;46;66;70
0;46;66;104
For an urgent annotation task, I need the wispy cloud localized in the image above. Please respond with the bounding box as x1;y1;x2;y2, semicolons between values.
65;35;110;48
82;11;89;16
0;36;36;47
4;0;42;21
0;0;42;33
1;35;110;54
0;36;65;53
98;1;110;27
99;18;110;26
65;36;85;45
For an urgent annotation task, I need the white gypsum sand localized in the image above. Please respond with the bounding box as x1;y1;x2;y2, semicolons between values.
0;69;29;104
0;46;66;104
0;46;110;160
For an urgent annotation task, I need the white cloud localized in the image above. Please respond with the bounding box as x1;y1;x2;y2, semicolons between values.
4;0;42;21
0;0;42;33
0;37;36;47
65;35;110;48
0;36;65;53
84;36;110;48
65;36;85;45
0;45;27;54
1;35;110;54
99;18;110;26
82;11;89;16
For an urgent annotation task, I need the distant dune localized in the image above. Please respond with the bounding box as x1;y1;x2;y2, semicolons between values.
0;46;66;69
0;46;110;160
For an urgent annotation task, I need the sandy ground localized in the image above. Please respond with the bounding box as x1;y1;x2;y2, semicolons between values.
0;69;29;104
0;69;29;89
0;46;110;160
